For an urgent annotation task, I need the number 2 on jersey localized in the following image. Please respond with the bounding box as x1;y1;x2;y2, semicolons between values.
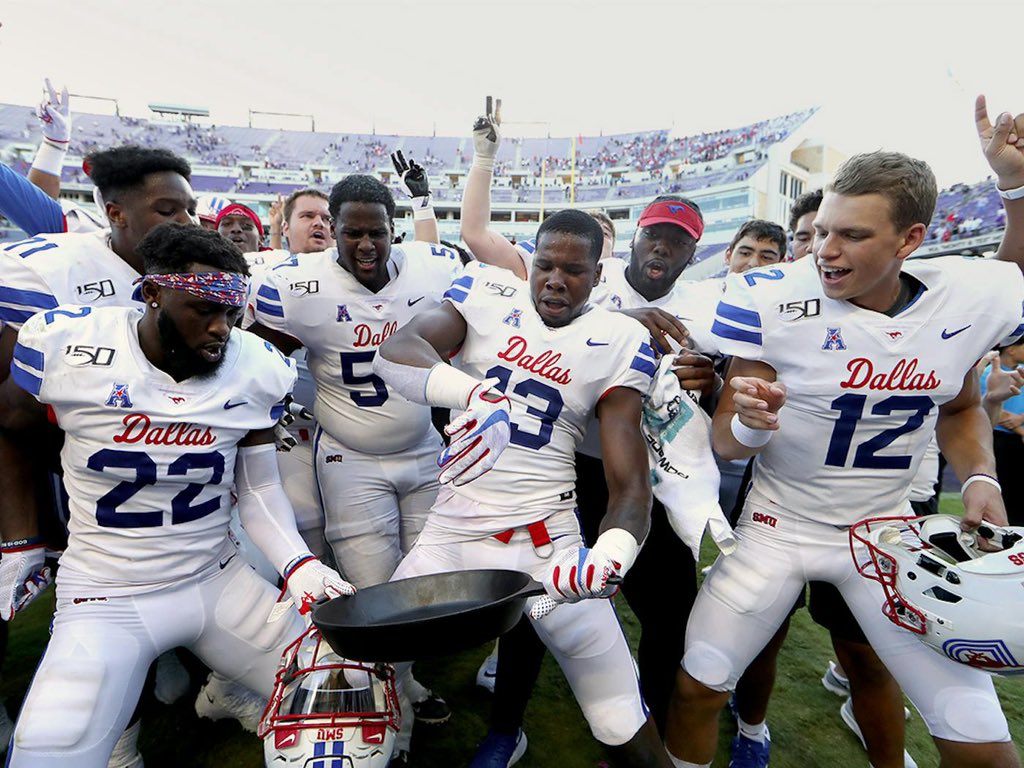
824;394;933;469
485;365;563;449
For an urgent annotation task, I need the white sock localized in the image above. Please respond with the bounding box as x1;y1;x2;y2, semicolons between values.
668;754;711;768
108;720;141;764
737;717;767;744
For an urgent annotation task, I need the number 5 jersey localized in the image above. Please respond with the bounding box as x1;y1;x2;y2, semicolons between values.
11;305;296;594
712;255;1024;523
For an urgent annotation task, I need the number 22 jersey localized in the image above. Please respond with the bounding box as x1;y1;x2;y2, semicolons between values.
712;256;1024;524
11;305;296;594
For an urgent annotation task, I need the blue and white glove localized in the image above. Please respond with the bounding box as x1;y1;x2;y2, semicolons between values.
32;79;71;177
0;538;53;621
280;554;355;617
438;380;512;487
530;529;640;619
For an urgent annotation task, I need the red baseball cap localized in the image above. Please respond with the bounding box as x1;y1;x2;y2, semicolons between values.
216;203;264;238
637;200;703;241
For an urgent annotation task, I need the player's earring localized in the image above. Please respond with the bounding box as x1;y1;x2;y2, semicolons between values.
150;302;158;308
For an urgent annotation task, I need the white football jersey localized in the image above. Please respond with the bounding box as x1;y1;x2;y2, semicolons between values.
251;242;461;454
242;249;294;329
713;256;1024;524
590;259;721;355
11;305;296;595
442;261;656;531
0;229;141;331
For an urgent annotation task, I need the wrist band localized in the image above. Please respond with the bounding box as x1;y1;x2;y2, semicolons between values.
1;535;46;552
472;156;495;173
996;182;1024;201
730;413;773;448
31;140;67;176
424;363;483;410
961;473;1002;493
411;195;435;221
282;552;315;578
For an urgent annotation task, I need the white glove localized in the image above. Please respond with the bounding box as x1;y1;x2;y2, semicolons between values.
37;78;71;147
530;529;640;619
471;95;502;171
0;542;53;621
281;554;355;616
437;380;511;486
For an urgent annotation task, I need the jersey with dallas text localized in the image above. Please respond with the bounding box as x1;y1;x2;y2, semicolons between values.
11;305;296;595
0;229;141;331
590;258;721;355
251;242;461;454
442;261;656;531
712;256;1024;524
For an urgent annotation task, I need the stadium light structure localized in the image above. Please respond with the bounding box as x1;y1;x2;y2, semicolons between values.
62;93;120;117
249;109;315;133
148;103;210;121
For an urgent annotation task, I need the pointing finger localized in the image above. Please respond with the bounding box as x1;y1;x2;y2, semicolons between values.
485;95;492;118
45;78;58;103
976;94;992;140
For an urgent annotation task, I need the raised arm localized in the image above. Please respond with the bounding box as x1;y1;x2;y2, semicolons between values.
460;96;528;279
392;150;439;245
712;356;786;460
976;95;1024;270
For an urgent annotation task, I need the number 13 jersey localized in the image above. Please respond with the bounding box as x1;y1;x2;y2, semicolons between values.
712;256;1024;524
443;262;655;531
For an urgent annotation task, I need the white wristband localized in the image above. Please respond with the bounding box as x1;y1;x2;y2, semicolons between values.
996;182;1024;201
593;528;641;575
472;155;495;173
411;195;436;220
730;413;773;448
31;140;67;177
424;363;484;410
961;473;1002;493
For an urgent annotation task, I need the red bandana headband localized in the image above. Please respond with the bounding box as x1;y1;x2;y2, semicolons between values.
140;272;249;307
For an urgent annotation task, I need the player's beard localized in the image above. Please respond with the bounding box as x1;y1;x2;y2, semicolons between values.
157;311;225;381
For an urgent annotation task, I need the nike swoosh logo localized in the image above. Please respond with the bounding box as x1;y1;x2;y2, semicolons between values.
408;296;425;306
223;400;247;410
586;339;609;347
941;325;971;339
219;554;236;570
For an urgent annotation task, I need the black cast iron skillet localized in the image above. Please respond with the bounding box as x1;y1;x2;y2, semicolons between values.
312;569;547;662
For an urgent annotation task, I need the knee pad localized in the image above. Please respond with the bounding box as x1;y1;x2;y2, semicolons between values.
16;650;108;750
932;687;1010;743
581;693;646;747
682;641;735;691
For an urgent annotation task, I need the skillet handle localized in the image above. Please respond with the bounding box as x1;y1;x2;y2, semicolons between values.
524;575;623;620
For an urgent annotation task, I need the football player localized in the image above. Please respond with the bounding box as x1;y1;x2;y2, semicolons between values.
459;96;718;757
664;96;1024;768
0;223;349;767
373;209;672;767
248;174;458;761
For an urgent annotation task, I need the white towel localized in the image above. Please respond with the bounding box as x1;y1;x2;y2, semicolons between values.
642;355;737;560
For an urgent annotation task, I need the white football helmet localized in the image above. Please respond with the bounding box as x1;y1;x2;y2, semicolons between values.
852;514;1024;676
260;625;400;766
196;194;231;225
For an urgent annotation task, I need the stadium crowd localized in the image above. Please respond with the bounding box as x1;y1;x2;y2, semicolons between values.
0;81;1020;768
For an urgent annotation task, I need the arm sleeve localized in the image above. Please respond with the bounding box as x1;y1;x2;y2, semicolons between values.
0;249;60;330
0;165;65;236
710;272;766;361
235;444;310;575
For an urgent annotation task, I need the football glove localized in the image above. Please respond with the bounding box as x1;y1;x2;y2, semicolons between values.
391;149;430;199
281;554;355;616
0;541;52;621
37;78;71;146
438;380;511;486
471;95;502;171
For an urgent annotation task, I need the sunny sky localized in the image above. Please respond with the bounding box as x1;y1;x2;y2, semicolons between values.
1;0;1019;187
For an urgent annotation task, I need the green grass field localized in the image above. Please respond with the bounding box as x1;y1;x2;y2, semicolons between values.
1;494;1021;766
